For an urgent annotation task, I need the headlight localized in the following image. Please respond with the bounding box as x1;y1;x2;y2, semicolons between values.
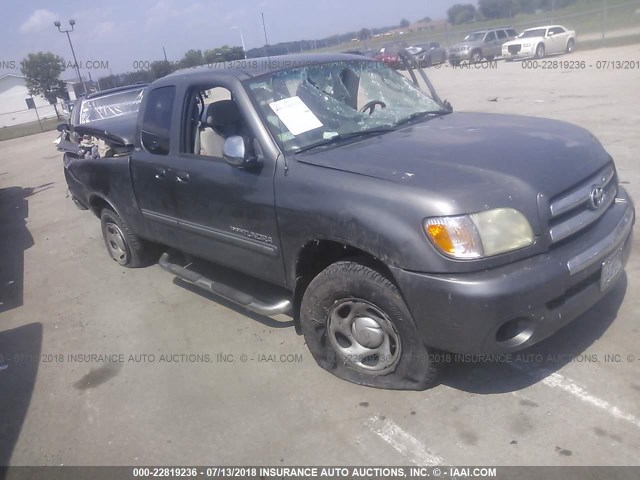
423;208;534;259
461;46;469;51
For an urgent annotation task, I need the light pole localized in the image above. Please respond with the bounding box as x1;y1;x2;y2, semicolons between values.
54;19;87;94
231;26;247;59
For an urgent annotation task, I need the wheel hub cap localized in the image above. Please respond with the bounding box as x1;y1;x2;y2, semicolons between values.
352;316;384;349
327;299;401;374
105;222;127;265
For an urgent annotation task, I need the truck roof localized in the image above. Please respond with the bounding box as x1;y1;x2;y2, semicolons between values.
166;53;371;81
85;83;148;99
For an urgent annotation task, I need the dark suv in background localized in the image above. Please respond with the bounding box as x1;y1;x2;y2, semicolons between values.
448;27;518;65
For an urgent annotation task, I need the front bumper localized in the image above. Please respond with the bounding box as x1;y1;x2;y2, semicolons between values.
502;45;536;59
391;188;635;354
448;50;471;62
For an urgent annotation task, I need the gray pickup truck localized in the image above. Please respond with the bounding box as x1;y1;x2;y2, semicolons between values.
58;53;634;390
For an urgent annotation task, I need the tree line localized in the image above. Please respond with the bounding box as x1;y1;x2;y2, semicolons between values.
447;0;577;25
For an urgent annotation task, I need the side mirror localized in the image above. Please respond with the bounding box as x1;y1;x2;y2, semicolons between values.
57;123;71;132
223;136;258;168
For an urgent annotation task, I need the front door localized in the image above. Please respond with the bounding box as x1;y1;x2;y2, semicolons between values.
172;83;286;285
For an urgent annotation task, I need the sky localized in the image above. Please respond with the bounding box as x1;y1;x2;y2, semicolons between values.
0;0;459;77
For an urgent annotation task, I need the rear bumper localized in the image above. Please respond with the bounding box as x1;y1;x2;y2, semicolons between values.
391;188;635;354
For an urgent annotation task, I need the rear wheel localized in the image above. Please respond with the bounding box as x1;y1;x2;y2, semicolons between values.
300;260;440;390
100;209;157;267
535;43;546;59
566;39;575;53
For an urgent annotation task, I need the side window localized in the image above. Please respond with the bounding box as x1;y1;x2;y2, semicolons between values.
507;29;517;37
496;30;507;40
485;31;496;42
550;27;565;35
141;86;175;156
187;86;245;158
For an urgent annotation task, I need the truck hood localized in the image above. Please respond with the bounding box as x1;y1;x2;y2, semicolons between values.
296;112;611;214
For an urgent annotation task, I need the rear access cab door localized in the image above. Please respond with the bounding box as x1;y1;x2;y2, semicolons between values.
131;85;182;243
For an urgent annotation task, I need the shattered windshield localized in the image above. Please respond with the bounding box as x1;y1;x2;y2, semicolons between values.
247;60;442;153
79;88;145;124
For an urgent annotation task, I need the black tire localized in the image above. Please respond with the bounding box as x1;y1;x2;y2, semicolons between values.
535;43;545;59
566;38;575;53
470;50;483;64
100;209;157;268
300;260;440;390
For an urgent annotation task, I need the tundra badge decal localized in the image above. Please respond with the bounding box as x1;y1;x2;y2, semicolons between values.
230;226;274;244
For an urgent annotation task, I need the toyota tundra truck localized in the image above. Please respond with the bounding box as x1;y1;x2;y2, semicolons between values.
58;53;634;390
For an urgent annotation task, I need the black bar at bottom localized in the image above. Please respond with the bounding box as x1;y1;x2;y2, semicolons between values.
2;466;640;480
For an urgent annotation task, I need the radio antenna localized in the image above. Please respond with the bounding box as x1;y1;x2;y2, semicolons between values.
261;12;271;62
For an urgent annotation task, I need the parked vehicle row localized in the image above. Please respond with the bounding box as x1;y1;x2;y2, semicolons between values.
361;23;576;71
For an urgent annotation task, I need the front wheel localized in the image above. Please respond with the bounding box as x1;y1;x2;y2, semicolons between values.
535;43;546;59
300;260;440;390
470;50;483;64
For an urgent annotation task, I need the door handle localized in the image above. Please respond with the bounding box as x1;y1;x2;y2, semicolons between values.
154;168;166;180
175;172;190;184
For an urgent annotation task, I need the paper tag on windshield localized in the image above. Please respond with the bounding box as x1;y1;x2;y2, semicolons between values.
269;96;323;135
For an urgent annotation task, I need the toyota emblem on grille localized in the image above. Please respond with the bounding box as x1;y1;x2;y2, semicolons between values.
589;186;605;210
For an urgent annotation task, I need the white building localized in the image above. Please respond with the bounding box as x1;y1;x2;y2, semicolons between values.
0;74;70;128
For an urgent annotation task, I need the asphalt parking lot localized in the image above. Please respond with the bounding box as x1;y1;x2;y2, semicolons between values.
1;44;639;467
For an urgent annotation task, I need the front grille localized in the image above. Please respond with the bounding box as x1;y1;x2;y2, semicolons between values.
548;163;617;244
508;45;522;54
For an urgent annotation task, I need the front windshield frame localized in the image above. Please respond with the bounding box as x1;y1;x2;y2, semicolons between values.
464;32;486;42
519;28;547;38
244;59;445;154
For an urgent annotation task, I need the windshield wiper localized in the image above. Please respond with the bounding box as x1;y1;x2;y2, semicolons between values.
394;110;449;128
293;127;395;154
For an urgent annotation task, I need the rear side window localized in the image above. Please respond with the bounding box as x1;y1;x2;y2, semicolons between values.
507;29;517;37
141;86;175;155
496;30;507;39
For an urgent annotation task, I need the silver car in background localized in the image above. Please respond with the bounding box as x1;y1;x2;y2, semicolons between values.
448;27;518;65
